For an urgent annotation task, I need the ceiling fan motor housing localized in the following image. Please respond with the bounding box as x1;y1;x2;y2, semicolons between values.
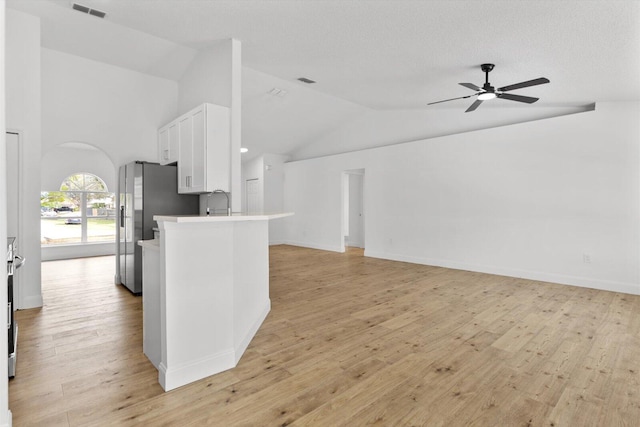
481;63;495;73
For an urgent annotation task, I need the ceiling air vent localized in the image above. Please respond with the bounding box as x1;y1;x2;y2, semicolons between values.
72;3;107;18
297;77;316;84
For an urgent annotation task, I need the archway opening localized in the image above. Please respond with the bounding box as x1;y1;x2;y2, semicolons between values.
40;142;116;260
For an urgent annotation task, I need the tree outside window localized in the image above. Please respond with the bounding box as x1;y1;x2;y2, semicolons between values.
41;173;116;245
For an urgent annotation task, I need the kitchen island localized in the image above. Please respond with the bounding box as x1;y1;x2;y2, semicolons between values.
138;212;292;391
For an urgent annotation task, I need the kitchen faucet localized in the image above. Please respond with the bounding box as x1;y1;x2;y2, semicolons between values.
206;189;231;216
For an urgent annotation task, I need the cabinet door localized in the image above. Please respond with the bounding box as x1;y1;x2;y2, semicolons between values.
190;108;206;193
158;126;170;164
167;123;179;164
177;115;193;193
159;123;179;165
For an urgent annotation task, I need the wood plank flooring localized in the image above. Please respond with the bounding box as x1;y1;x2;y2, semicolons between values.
9;245;640;426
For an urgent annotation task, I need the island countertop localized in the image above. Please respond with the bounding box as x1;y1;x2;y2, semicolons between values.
154;212;293;223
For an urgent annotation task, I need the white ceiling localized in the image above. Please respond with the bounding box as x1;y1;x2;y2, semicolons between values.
7;0;640;160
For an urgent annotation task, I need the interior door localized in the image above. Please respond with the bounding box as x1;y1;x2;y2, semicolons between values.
348;173;365;248
246;178;260;213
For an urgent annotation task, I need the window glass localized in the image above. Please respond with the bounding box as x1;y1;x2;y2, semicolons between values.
87;192;116;242
41;173;115;246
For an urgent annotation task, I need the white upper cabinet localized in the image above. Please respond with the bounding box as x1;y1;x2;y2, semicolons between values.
159;103;231;194
158;122;179;165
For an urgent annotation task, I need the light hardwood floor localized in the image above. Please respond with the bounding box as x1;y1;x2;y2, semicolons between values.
9;246;640;426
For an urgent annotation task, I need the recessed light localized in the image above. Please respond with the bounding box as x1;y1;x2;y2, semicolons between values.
240;147;248;153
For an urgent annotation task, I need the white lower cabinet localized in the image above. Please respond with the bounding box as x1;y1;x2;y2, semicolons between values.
159;103;231;194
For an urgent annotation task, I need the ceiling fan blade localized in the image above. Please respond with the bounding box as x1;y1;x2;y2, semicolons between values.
465;99;483;112
497;93;540;104
459;82;481;91
427;94;474;106
498;77;550;92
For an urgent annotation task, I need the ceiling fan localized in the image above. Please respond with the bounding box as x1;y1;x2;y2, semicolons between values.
428;64;550;112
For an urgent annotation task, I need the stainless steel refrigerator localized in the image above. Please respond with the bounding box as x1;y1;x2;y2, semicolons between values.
117;161;199;294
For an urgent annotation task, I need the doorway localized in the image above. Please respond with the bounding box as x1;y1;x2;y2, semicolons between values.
342;169;365;251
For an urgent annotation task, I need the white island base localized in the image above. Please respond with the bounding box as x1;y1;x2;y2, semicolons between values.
139;213;292;391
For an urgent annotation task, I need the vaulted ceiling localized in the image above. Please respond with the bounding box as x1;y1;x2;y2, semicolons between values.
7;0;640;161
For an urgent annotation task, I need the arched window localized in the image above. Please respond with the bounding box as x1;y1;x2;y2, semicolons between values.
41;173;116;246
60;173;108;192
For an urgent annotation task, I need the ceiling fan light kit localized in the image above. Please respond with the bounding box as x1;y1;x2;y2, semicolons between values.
428;63;550;112
477;92;497;101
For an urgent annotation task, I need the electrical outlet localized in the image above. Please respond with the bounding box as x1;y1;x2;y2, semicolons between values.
583;254;591;264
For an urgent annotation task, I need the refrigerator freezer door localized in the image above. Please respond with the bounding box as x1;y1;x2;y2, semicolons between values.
120;162;137;294
118;165;126;287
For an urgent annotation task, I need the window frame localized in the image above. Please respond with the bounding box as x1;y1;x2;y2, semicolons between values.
41;173;116;246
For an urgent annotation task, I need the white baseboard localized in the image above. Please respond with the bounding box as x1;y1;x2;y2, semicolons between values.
2;409;12;427
19;294;43;310
159;350;236;392
365;250;640;296
282;240;343;253
234;300;270;364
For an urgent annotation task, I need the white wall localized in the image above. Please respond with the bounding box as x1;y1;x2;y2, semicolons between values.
179;39;242;213
6;8;43;309
263;154;288;244
1;3;10;424
179;39;234;113
42;48;179;167
41;144;116;192
241;153;288;244
283;102;640;295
